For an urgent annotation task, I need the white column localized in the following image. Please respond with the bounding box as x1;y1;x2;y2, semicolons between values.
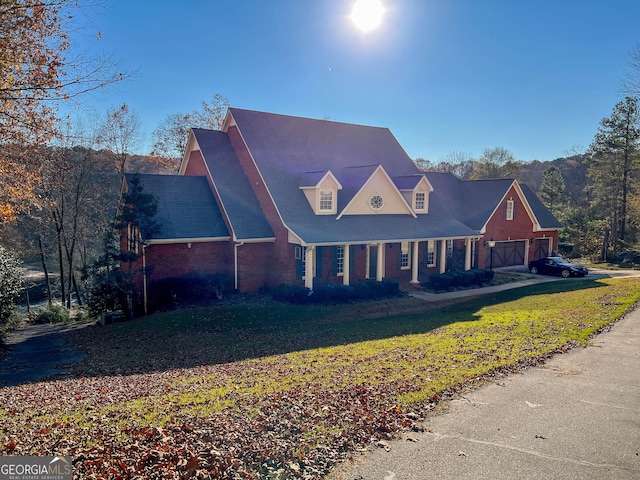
439;239;447;273
465;238;472;271
376;242;384;281
410;241;420;283
343;244;350;286
305;246;314;290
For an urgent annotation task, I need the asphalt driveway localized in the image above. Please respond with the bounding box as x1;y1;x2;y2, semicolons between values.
333;299;640;480
0;321;91;387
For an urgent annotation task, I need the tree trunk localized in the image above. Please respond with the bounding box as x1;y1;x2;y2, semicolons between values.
601;228;610;262
38;236;53;305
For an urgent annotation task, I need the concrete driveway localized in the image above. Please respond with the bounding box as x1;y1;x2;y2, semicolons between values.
409;267;640;302
333;298;640;480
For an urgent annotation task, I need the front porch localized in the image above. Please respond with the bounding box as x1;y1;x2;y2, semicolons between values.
298;238;480;290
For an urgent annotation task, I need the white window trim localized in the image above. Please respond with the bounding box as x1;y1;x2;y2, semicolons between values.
414;191;426;212
336;245;344;276
400;241;410;270
506;199;514;221
426;240;436;267
319;190;334;212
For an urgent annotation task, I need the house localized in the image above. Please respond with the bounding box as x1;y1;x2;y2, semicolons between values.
122;108;562;308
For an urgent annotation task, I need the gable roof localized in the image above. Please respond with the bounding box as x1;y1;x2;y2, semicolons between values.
520;183;564;230
424;172;563;231
125;174;230;242
227;108;478;243
191;128;275;241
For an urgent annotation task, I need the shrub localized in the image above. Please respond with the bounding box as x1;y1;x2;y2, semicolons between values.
0;246;24;338
271;284;311;304
460;270;475;286
272;280;400;304
31;304;70;324
427;273;454;290
149;273;228;310
469;269;487;284
426;269;495;291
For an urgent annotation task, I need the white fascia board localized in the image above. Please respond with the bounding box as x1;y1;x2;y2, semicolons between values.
319;170;343;190
480;180;541;232
234;236;276;243
337;165;417;219
147;236;231;245
178;129;198;176
294;235;477;248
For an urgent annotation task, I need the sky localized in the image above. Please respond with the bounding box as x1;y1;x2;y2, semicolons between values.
65;0;640;163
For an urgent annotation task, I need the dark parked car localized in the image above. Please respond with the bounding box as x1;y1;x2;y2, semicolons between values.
528;257;588;278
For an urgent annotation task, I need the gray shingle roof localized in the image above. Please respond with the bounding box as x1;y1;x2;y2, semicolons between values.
229;108;478;243
125;174;229;241
192;128;275;241
520;183;564;229
425;172;563;231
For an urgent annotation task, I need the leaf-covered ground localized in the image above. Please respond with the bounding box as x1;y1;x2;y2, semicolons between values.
1;278;639;479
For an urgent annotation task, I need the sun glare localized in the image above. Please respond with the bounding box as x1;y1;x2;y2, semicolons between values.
351;0;385;32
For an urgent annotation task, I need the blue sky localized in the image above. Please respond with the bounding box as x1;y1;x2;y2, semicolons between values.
67;0;640;162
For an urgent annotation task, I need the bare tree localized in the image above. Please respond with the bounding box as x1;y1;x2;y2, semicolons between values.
470;147;523;180
98;104;143;178
0;0;129;222
620;42;640;96
151;94;230;169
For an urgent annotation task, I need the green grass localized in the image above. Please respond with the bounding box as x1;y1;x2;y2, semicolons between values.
2;277;639;479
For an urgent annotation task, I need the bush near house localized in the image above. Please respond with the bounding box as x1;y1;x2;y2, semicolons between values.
148;273;228;311
271;279;401;304
425;269;494;291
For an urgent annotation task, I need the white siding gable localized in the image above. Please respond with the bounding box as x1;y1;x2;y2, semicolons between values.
299;170;342;215
338;165;416;218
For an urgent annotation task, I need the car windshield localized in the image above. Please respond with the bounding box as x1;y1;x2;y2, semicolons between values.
552;257;570;264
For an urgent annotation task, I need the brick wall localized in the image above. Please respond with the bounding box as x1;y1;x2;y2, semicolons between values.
481;185;559;268
227;125;296;286
145;242;233;283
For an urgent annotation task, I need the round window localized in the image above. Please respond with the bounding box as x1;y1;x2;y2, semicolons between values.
369;194;384;210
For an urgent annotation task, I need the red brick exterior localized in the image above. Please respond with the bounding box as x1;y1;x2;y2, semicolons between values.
479;185;559;269
227;126;298;286
124;130;559;304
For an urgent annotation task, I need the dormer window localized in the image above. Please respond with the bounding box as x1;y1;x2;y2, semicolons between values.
319;190;333;212
299;170;342;215
415;192;426;211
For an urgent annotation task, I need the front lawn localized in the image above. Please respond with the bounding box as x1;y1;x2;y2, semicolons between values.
1;278;638;479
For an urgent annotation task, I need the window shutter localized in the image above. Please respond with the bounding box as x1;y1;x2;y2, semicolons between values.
332;246;338;276
350;245;355;272
315;247;323;278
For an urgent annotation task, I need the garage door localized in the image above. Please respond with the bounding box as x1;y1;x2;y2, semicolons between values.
487;241;526;268
532;238;551;260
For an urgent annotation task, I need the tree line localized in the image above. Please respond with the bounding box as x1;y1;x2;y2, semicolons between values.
416;96;640;261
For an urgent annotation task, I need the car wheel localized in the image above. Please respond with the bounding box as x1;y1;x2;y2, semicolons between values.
530;266;539;274
561;269;571;278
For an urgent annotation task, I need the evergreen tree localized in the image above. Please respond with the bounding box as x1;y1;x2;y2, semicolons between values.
538;166;567;217
587;96;640;257
115;174;160;317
